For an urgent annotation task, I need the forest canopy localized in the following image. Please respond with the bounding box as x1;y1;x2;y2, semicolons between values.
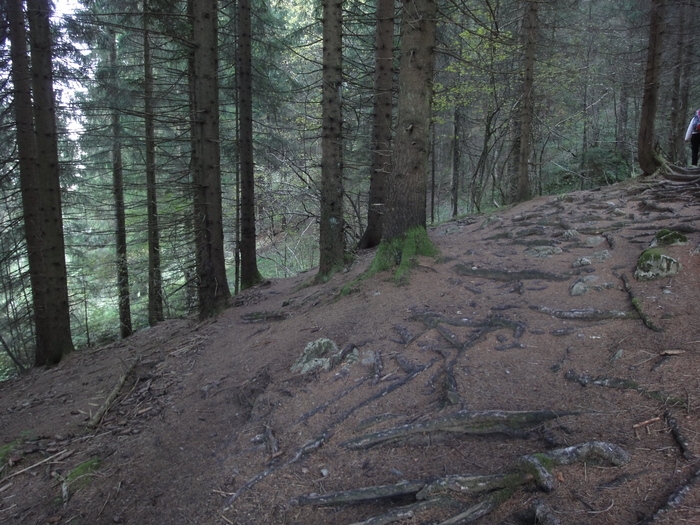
0;0;696;376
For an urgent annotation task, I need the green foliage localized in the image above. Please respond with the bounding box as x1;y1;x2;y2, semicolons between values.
581;147;631;186
0;440;19;466
369;228;439;286
66;457;102;489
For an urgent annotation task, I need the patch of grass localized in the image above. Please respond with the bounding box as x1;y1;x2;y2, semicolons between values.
0;440;19;466
66;457;102;489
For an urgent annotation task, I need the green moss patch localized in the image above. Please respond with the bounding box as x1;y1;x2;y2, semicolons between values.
634;248;681;281
0;440;19;466
654;229;688;246
66;457;102;489
369;227;438;285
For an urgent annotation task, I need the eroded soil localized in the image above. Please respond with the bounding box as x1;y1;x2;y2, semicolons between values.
2;176;700;524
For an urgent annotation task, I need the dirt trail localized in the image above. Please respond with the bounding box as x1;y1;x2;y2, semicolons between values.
2;177;700;524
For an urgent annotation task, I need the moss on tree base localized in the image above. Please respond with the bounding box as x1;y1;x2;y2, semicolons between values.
369;227;438;285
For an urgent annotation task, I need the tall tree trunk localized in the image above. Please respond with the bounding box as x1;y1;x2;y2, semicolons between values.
382;0;437;242
318;0;345;277
450;107;461;218
616;79;631;166
666;2;685;164
109;32;132;338
13;0;75;365
237;0;262;290
679;6;694;166
191;0;231;317
638;0;666;175
8;0;43;360
515;0;537;203
144;4;163;325
358;0;394;250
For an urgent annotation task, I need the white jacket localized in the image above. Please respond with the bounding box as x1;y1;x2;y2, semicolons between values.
685;111;700;140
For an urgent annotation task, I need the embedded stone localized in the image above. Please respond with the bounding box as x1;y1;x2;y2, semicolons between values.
290;338;339;374
651;229;688;247
634;249;681;281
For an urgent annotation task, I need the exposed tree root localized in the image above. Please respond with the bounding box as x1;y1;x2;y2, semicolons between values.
292;479;429;506
564;370;686;407
350;497;461;525
664;409;694;460
640;467;700;524
224;359;437;509
530;305;638;321
621;274;664;332
340;409;578;450
656;162;700;183
294;441;629;525
453;264;572;282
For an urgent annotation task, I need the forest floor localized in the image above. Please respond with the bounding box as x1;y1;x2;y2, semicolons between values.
3;176;700;525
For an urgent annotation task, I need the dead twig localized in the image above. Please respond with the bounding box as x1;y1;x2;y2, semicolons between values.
633;417;661;429
87;361;137;429
0;450;70;483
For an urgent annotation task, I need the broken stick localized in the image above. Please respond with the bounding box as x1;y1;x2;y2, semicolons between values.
87;361;137;429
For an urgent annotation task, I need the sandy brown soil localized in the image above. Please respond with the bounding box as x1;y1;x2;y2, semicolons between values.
2;176;700;525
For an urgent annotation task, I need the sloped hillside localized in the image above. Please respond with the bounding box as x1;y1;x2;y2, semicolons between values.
2;176;700;525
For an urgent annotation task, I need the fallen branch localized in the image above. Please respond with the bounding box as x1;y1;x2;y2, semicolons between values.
87;361;137;429
341;409;578;450
633;417;661;429
0;450;71;483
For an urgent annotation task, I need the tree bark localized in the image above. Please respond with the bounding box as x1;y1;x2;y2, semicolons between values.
190;0;231;317
451;107;461;217
666;3;685;164
515;0;538;203
108;32;132;338
144;3;163;325
382;0;437;242
358;0;394;250
9;0;75;365
318;0;345;277
638;0;666;176
237;0;262;290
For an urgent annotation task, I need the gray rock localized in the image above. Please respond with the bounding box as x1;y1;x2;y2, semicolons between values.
634;249;682;281
290;338;339;374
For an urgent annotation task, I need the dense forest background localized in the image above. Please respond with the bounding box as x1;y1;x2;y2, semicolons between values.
0;0;696;377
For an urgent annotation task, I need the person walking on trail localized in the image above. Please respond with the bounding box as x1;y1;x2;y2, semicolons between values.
684;109;700;166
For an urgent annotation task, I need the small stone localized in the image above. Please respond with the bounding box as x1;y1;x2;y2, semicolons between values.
573;257;591;268
570;281;589;296
585;236;606;246
562;229;579;241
